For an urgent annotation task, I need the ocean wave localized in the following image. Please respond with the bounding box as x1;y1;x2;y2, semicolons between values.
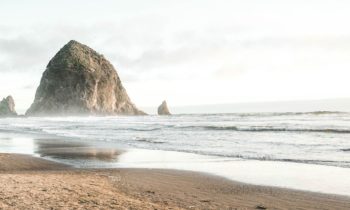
178;111;348;117
178;125;350;133
341;148;350;152
255;111;347;116
165;148;350;168
2;124;350;135
0;127;44;134
139;146;350;168
111;127;163;132
133;137;165;144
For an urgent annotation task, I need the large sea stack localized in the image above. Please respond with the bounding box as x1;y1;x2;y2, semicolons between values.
0;96;17;117
26;40;145;116
157;100;171;115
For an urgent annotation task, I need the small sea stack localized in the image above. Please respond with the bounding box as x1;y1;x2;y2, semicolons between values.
0;96;17;117
158;100;171;115
26;40;145;116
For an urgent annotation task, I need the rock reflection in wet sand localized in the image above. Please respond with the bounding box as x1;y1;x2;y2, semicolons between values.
34;139;123;161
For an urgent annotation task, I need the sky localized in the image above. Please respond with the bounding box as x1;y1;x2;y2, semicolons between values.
1;0;350;113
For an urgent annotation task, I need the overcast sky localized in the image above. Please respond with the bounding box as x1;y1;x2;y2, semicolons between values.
1;0;350;113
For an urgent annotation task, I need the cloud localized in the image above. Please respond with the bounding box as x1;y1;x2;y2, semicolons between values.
0;37;52;72
1;21;350;83
21;84;35;89
1;4;350;86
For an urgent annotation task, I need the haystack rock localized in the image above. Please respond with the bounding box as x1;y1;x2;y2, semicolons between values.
158;100;171;115
26;40;145;116
0;96;17;116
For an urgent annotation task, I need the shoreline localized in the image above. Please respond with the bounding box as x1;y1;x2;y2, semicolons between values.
1;153;349;209
2;132;350;196
2;135;350;196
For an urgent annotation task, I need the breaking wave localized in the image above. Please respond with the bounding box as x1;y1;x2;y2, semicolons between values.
189;125;350;133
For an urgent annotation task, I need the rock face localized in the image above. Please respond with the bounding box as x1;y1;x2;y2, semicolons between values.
0;96;17;116
157;100;171;115
26;40;145;116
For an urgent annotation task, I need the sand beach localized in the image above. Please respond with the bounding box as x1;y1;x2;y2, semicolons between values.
1;153;350;210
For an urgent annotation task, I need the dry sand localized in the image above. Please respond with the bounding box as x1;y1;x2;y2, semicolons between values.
0;153;349;210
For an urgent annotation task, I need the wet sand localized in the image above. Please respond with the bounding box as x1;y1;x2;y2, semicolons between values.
1;153;350;210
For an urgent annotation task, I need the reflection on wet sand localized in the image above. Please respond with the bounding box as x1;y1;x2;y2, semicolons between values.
34;139;123;161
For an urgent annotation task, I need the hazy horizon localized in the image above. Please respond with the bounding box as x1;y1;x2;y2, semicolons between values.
1;0;350;112
140;97;350;114
10;97;350;115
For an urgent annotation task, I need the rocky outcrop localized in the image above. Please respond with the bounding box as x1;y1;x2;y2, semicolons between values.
0;96;17;116
26;40;145;116
158;100;171;115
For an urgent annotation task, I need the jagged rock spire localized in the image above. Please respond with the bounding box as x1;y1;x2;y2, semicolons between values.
158;100;171;115
0;96;17;116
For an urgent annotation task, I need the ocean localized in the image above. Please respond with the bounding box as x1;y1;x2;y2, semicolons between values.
0;112;350;167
